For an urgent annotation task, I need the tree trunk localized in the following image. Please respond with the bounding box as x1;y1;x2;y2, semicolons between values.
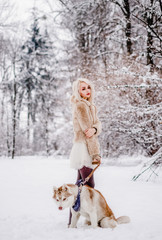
27;90;31;148
12;75;17;159
146;0;154;69
125;18;132;55
6;113;11;157
147;30;154;68
124;0;133;55
45;108;50;156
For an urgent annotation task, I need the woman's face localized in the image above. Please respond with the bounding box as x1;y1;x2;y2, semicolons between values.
79;82;91;99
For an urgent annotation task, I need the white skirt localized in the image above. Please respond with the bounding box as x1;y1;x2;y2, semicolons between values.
70;142;93;170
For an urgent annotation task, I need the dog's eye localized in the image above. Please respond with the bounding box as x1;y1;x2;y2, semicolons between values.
56;199;59;202
63;198;66;201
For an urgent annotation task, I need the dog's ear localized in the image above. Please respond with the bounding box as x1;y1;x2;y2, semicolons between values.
53;186;57;192
62;184;68;191
62;184;72;194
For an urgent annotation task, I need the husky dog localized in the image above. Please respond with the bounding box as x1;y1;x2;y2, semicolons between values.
53;184;130;228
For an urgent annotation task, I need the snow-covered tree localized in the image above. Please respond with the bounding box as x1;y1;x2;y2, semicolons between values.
132;0;162;70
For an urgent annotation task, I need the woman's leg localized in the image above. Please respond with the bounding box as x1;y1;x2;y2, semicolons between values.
76;169;82;184
79;166;95;188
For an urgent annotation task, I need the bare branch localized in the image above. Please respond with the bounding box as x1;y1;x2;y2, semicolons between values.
132;14;162;42
110;0;127;16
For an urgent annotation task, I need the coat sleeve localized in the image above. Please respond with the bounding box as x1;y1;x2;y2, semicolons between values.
75;102;92;131
92;106;102;136
76;102;100;157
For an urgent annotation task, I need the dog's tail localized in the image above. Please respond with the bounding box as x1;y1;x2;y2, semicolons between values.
116;216;130;224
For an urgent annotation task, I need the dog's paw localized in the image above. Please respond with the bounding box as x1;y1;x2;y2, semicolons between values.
68;224;77;228
84;219;91;226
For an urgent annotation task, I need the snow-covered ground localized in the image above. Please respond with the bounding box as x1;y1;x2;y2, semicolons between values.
0;156;162;240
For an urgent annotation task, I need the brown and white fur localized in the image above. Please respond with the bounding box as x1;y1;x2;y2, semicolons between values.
53;184;130;228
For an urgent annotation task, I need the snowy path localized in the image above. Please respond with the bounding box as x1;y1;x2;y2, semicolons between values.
0;156;162;240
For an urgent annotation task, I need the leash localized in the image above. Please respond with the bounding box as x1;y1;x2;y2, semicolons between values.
82;162;100;185
72;162;100;212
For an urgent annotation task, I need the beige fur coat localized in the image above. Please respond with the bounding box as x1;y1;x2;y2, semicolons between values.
71;96;101;158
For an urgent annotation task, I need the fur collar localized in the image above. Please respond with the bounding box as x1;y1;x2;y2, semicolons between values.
71;96;91;106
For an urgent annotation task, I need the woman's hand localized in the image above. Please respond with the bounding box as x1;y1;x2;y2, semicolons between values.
92;154;101;165
85;128;96;138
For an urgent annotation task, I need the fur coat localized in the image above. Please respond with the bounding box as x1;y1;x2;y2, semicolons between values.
71;96;102;158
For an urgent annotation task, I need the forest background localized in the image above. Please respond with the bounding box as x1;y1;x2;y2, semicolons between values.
0;0;161;168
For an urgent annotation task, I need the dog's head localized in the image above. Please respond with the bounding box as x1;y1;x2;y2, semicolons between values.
53;184;75;210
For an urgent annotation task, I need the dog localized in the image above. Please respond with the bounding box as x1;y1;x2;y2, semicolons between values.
53;183;130;228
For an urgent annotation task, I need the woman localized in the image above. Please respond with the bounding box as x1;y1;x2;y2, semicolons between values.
68;78;102;226
70;77;102;188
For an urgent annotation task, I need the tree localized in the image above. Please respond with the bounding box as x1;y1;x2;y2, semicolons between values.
133;147;162;181
20;11;54;150
0;38;23;158
133;0;162;70
57;0;121;76
0;39;13;156
110;0;133;55
0;0;16;35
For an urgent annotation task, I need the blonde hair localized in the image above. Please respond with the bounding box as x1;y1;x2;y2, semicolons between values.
71;78;95;104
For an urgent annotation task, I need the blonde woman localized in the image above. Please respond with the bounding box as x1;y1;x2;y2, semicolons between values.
68;78;102;225
70;77;102;186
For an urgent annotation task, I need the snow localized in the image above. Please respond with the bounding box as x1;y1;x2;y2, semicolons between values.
0;156;162;240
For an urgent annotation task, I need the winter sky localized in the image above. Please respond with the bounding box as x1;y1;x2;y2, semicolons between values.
12;0;38;20
12;0;57;21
